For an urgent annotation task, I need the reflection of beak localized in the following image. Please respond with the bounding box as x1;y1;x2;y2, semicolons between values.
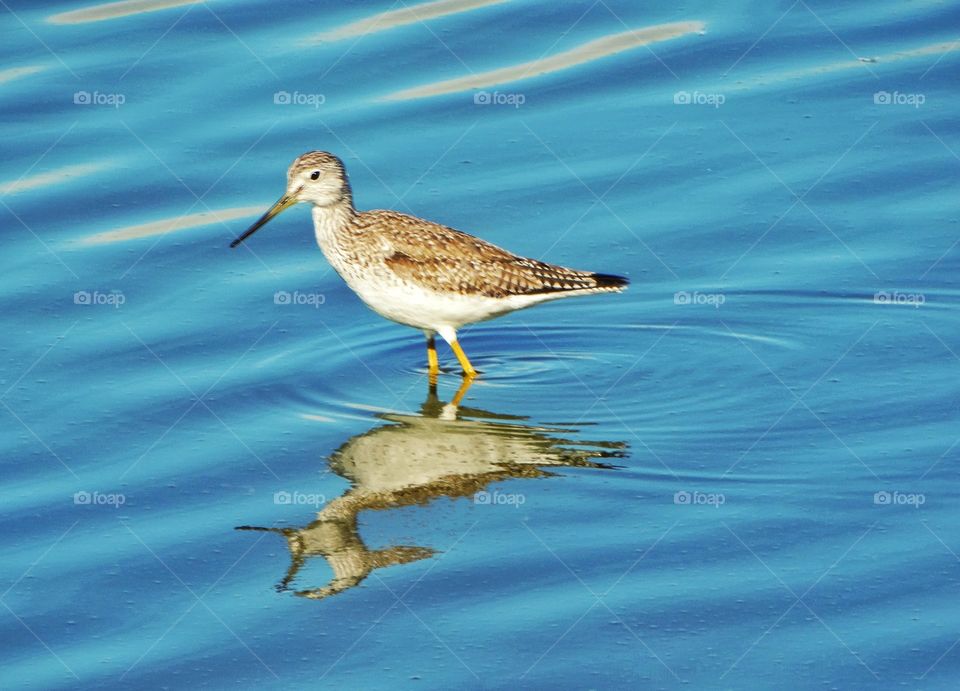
229;193;298;248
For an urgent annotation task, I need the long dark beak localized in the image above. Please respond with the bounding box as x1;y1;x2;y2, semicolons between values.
229;194;297;248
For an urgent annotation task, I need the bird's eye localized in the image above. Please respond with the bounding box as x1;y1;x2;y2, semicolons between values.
310;171;320;180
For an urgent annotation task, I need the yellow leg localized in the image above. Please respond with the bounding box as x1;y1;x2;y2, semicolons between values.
450;340;477;378
426;335;440;376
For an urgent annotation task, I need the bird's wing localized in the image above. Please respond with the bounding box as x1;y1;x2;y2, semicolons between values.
360;210;626;298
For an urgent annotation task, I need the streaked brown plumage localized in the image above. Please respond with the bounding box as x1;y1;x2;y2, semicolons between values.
230;151;628;377
359;209;627;298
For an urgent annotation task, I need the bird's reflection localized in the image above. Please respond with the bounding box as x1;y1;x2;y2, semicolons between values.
238;379;626;600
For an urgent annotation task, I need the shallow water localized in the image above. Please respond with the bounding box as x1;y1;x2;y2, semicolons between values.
2;0;959;688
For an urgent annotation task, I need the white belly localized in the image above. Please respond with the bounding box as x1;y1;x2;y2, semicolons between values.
346;277;537;331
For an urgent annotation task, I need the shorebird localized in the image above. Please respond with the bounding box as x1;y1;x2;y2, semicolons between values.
230;151;628;377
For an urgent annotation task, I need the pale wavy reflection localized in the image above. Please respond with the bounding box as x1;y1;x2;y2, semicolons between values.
0;65;47;85
0;162;107;196
731;39;960;89
47;0;199;25
384;21;705;100
79;206;263;245
311;0;509;42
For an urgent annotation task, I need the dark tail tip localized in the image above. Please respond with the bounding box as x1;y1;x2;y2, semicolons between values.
592;273;629;290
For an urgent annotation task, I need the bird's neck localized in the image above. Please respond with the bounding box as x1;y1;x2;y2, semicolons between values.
311;199;356;247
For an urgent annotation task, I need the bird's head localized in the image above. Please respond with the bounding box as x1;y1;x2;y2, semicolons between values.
285;151;351;207
230;151;351;248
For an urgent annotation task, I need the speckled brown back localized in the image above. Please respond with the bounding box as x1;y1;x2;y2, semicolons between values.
348;210;628;298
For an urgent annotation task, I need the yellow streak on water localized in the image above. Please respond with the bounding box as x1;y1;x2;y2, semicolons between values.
80;206;264;245
734;40;960;88
48;0;199;25
300;414;336;423
0;163;106;196
312;0;509;41
384;21;705;100
0;65;47;84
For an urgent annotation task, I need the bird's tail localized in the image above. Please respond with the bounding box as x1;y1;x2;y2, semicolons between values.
591;273;629;291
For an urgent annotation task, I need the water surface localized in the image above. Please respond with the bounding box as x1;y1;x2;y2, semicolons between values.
2;0;959;688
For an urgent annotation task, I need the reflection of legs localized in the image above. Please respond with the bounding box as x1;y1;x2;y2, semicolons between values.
451;375;475;407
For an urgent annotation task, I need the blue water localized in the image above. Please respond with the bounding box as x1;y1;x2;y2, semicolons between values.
2;0;959;688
